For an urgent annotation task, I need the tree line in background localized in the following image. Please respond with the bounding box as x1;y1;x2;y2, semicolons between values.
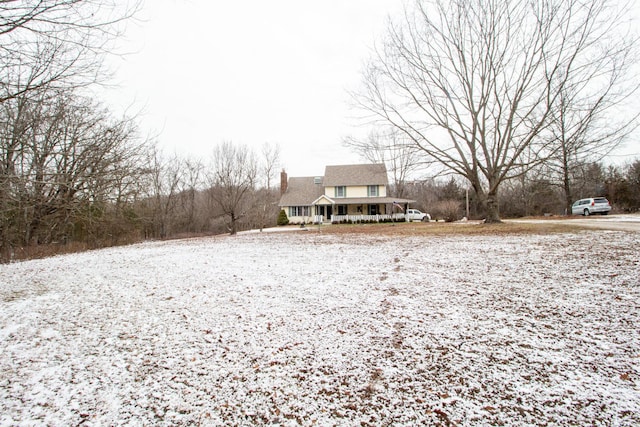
0;0;285;262
348;128;640;222
1;124;282;261
401;160;640;222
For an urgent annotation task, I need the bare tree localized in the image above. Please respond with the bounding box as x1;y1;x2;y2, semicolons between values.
208;142;257;235
261;142;281;191
355;0;638;222
548;79;639;214
178;157;205;234
0;88;145;256
255;142;281;231
143;147;186;239
624;160;640;211
0;0;141;104
344;128;423;197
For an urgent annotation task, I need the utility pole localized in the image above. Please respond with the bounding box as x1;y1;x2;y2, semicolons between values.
466;188;470;219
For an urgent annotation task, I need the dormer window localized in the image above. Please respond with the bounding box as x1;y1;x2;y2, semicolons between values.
335;186;346;198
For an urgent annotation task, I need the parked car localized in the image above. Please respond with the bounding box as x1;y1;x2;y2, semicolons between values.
571;197;611;216
406;209;431;222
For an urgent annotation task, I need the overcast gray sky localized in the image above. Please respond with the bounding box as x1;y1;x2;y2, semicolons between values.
106;0;638;179
106;0;406;177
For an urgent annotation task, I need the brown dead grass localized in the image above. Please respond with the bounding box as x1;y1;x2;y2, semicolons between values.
4;219;590;263
310;220;586;237
1;235;143;264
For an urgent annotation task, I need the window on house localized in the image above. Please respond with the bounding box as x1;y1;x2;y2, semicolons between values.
368;185;378;197
335;186;346;198
368;204;379;215
337;205;347;215
289;206;310;216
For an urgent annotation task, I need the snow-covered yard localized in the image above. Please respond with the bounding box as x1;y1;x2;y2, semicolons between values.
1;229;639;426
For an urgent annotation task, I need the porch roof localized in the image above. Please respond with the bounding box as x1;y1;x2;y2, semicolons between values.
311;195;335;205
321;197;415;205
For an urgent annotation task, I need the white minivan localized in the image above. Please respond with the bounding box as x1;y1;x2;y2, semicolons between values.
571;197;611;216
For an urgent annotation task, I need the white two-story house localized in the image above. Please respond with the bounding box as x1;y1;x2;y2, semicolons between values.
278;163;415;223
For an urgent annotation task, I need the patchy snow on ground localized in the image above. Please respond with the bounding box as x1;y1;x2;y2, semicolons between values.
1;229;639;426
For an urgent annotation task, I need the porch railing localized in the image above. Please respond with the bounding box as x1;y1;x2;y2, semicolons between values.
330;214;407;223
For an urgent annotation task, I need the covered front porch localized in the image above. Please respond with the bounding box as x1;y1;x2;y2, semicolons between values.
312;195;415;224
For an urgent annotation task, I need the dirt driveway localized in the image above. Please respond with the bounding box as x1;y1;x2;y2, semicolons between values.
509;214;640;232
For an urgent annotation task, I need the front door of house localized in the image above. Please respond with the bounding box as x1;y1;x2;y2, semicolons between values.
316;205;332;221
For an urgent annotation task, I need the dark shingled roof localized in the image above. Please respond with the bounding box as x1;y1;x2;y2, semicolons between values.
323;164;388;187
278;176;324;207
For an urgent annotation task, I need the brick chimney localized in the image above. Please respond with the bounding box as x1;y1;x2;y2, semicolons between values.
280;169;288;195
